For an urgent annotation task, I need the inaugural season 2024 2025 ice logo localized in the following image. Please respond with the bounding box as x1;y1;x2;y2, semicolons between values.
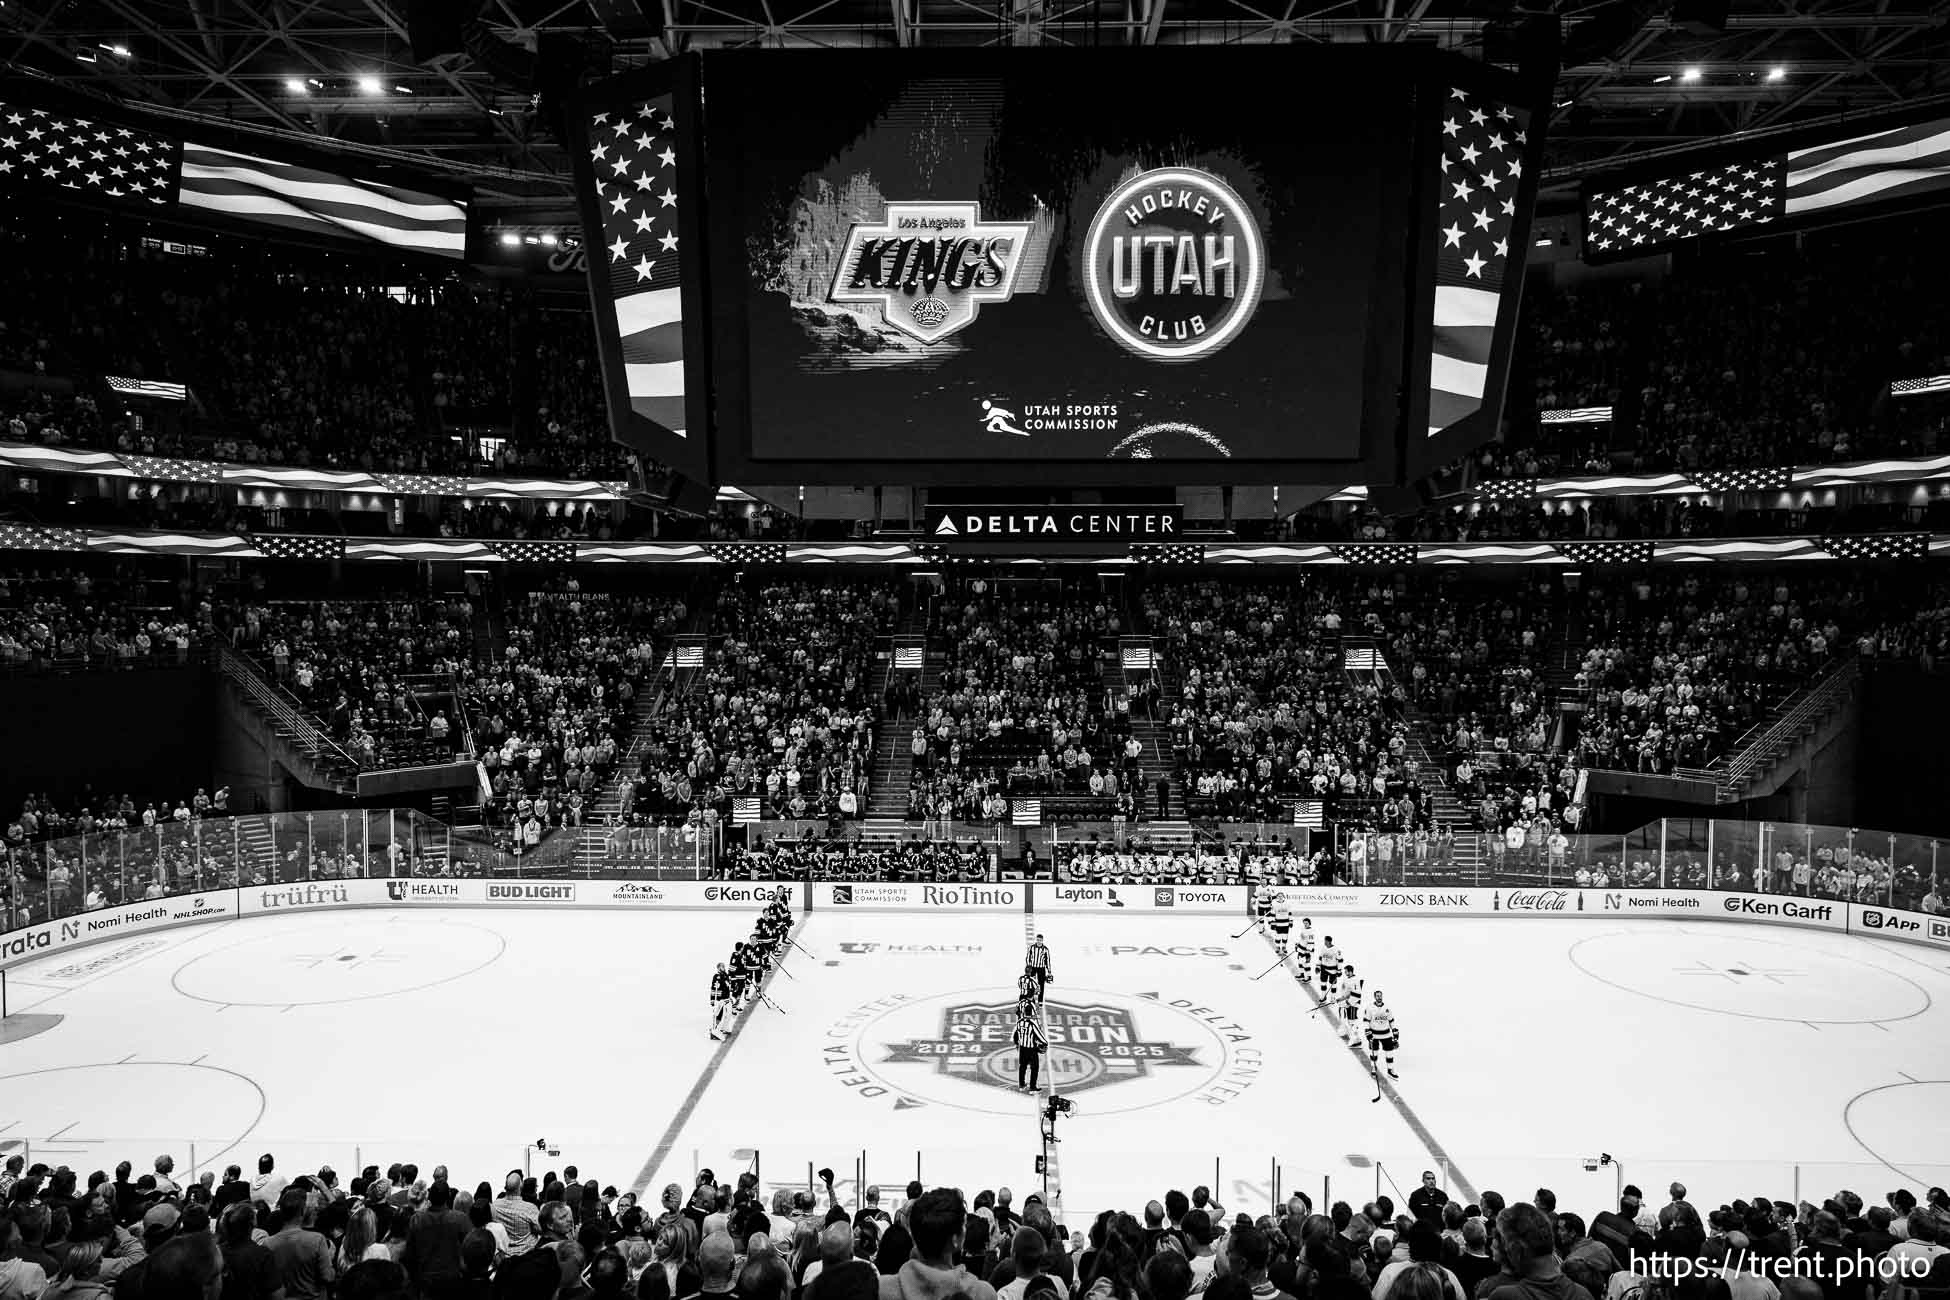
884;997;1200;1097
1083;167;1264;363
829;201;1034;346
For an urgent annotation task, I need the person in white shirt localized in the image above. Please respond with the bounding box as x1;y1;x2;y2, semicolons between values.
250;1154;288;1211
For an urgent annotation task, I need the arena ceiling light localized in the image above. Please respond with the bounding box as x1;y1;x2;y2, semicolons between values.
285;77;308;95
1767;66;1787;82
1680;66;1702;82
356;74;384;94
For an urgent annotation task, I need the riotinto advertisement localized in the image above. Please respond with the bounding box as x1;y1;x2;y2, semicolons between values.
705;49;1412;463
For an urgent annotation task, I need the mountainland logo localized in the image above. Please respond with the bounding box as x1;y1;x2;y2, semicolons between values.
829;201;1035;346
607;883;667;904
883;997;1199;1097
1082;167;1265;363
386;880;463;902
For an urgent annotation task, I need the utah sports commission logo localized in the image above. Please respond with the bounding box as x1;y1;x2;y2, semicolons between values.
884;998;1200;1096
830;201;1034;345
1083;167;1264;363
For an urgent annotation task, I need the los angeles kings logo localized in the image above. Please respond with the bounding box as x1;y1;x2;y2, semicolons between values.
830;201;1034;345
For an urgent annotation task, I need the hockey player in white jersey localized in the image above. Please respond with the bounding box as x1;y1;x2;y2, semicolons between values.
1294;917;1317;982
1364;990;1399;1080
1338;962;1364;1045
1268;896;1294;965
1316;937;1343;1000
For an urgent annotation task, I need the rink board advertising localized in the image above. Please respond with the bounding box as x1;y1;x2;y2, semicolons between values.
10;882;1945;972
697;48;1445;487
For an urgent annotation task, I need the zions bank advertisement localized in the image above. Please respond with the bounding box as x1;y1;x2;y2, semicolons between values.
706;49;1411;464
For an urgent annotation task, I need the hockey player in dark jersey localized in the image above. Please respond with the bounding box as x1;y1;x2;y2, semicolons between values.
710;962;736;1040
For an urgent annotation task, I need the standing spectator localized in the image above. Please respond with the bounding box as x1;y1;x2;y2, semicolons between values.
251;1158;287;1214
1481;1207;1592;1300
267;1189;337;1300
492;1174;541;1258
402;1182;472;1297
217;1203;282;1300
1408;1176;1448;1227
879;1191;997;1300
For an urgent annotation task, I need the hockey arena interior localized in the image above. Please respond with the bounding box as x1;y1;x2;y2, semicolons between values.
5;9;1950;1300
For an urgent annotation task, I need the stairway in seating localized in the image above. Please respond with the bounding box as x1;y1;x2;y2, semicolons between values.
571;637;707;875
1400;730;1484;876
862;649;937;837
237;816;281;882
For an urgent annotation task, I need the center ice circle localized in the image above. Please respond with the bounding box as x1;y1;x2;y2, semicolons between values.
1567;931;1929;1024
172;915;506;1007
840;985;1248;1117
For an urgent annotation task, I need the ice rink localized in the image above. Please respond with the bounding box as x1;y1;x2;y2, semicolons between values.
5;904;1950;1225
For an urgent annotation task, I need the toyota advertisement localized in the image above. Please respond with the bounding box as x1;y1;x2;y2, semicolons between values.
702;49;1416;468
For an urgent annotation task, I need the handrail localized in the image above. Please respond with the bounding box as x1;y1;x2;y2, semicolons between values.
1719;657;1860;788
213;642;360;776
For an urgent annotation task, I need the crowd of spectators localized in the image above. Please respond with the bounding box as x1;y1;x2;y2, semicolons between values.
0;214;629;481
1;1147;1946;1300
0;566;200;669
623;580;894;827
717;836;991;882
906;581;1131;822
1501;213;1950;476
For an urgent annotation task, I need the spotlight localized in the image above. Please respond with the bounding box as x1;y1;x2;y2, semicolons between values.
1680;66;1701;82
1652;73;1671;83
1766;65;1787;82
523;235;540;245
356;75;383;94
540;233;559;246
100;42;131;57
498;232;520;247
74;46;98;63
285;77;308;95
394;84;413;95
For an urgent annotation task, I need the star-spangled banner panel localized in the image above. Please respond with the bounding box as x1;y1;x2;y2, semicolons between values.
1817;533;1927;561
1427;86;1531;440
491;541;578;565
1585;159;1787;257
0;103;181;207
1556;541;1656;566
1331;543;1419;566
251;534;346;562
1691;467;1793;493
706;543;787;565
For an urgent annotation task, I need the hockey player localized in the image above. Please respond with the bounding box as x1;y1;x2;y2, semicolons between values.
1364;990;1399;1080
736;941;765;1006
1338;961;1364;1045
1252;887;1276;928
1267;896;1294;966
710;962;735;1041
1316;936;1343;1001
1294;917;1317;982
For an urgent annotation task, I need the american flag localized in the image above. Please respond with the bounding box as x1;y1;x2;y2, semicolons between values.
1538;406;1612;424
1012;799;1043;827
1818;533;1927;561
376;472;473;496
492;541;577;565
1331;543;1417;566
586;96;688;438
1692;467;1791;493
1130;543;1205;565
122;454;221;483
106;376;188;402
1891;374;1950;398
1475;478;1537;502
179;142;466;260
1557;540;1655;566
1120;646;1154;670
707;542;787;565
1427;87;1530;441
669;644;706;669
0;523;86;552
0;104;178;205
1293;800;1325;830
1586;114;1950;257
731;797;762;824
252;534;345;561
895;646;925;669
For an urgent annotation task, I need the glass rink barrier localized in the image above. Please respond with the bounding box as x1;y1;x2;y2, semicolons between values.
4;814;1946;934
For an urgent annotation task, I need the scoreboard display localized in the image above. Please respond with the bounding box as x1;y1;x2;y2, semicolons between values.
573;49;1545;489
702;49;1416;475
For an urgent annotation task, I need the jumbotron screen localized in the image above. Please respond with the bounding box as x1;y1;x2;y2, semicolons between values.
701;50;1419;468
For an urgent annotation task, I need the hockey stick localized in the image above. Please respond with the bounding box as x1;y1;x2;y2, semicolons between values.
1231;918;1264;940
788;937;816;959
759;990;787;1014
770;960;799;981
1370;1058;1383;1104
1250;955;1290;981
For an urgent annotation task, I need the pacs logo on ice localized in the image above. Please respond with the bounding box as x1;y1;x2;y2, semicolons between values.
883;998;1200;1098
829;201;1034;346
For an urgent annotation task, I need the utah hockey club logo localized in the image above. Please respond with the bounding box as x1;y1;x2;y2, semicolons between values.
882;998;1200;1097
829;201;1034;346
1082;167;1264;363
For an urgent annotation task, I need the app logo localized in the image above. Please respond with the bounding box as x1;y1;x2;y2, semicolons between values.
883;998;1200;1097
1082;167;1264;363
829;201;1034;346
1862;909;1885;929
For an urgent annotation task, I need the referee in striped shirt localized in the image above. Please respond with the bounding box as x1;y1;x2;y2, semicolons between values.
1012;1012;1049;1091
1025;933;1053;994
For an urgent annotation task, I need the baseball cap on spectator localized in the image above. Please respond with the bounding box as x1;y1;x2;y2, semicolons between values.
144;1202;182;1239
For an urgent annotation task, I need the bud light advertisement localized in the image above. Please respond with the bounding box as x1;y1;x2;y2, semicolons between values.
701;49;1416;465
